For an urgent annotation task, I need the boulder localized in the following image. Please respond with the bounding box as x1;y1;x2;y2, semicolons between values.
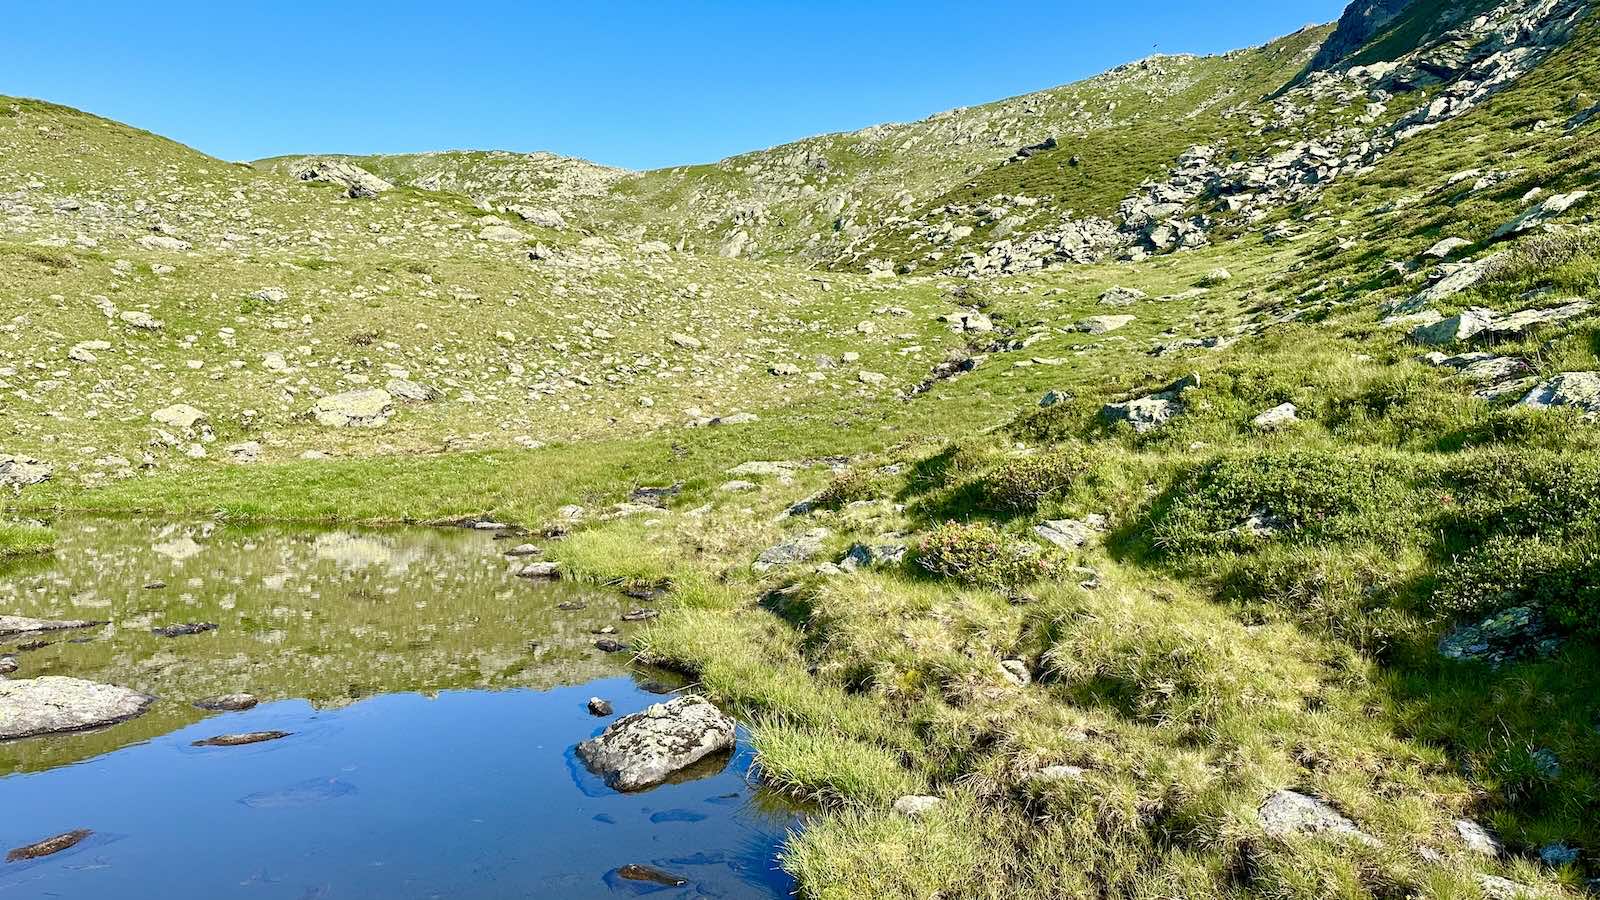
0;677;155;740
294;159;393;199
1455;820;1503;858
1101;374;1198;434
193;693;258;712
312;389;394;428
151;403;208;432
1251;403;1300;430
1424;237;1472;258
1075;315;1135;334
0;454;52;487
1033;515;1107;550
1410;308;1495;345
575;694;736;791
136;235;189;252
385;378;437;403
118;310;164;330
1257;790;1378;845
1517;372;1600;416
192;730;291;747
754;528;831;572
0;616;101;639
1098;286;1148;307
1492;190;1589;239
1485;299;1591;340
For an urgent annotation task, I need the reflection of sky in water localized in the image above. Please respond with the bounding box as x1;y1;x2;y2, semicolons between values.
0;680;800;899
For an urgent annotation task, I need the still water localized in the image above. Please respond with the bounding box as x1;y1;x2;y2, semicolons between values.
0;519;798;899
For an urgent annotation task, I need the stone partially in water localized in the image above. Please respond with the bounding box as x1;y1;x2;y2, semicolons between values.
576;695;737;791
6;829;92;863
0;616;103;639
193;693;259;712
152;622;218;638
0;677;155;740
614;864;688;887
192;731;291;747
594;638;629;653
587;697;614;717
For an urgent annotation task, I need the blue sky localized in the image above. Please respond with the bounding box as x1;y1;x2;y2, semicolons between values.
1;1;1347;170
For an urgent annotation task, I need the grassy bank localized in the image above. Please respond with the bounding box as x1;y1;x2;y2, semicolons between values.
0;520;53;559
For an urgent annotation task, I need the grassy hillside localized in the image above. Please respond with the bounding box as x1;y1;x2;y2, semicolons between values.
4;0;1600;896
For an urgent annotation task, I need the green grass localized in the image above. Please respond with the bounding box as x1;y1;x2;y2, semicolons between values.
0;520;53;558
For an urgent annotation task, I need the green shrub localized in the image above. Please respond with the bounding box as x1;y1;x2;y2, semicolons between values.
1443;451;1600;542
915;521;1049;588
1432;535;1600;632
976;447;1093;513
813;469;878;510
1150;450;1417;555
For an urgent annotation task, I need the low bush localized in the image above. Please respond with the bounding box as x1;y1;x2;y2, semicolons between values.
915;521;1049;588
976;446;1094;513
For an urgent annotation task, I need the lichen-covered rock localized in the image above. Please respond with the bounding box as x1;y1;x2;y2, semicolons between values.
294;159;393;199
1518;372;1600;417
0;677;155;741
1438;606;1560;667
0;454;52;488
1257;790;1378;845
576;695;736;791
753;528;831;572
312;389;394;428
1101;374;1198;433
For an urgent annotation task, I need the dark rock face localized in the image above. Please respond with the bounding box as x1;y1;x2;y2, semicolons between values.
1312;0;1418;70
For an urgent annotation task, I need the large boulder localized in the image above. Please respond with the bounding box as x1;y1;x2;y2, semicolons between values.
0;677;155;741
0;454;52;488
576;695;737;791
1410;308;1495;346
1517;372;1600;417
151;403;208;432
1492;191;1589;239
294;159;393;199
1101;374;1198;434
312;389;394;428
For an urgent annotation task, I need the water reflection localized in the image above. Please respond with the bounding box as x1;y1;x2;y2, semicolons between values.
0;518;634;772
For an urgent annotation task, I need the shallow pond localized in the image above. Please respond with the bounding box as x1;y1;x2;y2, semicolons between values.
0;519;799;898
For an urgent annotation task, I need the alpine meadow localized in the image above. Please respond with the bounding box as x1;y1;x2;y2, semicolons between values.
3;1;1600;898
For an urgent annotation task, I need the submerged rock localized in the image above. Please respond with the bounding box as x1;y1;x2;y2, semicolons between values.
6;829;92;862
192;731;291;747
0;677;155;740
614;864;688;887
576;695;736;791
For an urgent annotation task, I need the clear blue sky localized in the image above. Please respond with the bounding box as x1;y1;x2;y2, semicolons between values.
1;1;1347;170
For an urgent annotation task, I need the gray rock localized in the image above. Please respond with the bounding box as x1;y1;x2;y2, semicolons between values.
119;310;165;330
151;404;208;432
0;676;155;740
587;697;614;717
1492;191;1589;239
1033;515;1107;550
1538;842;1578;866
1251;403;1300;430
226;441;262;464
294;159;393;199
1425;237;1472;258
312;389;394;428
892;795;944;818
193;693;259;712
754;528;831;572
0;616;101;639
478;224;527;243
1455;819;1503;857
385;378;437;403
1518;372;1600;416
1098;286;1148;307
1257;790;1379;845
1477;875;1548;900
1407;254;1509;307
838;542;907;572
1101;374;1198;433
192;730;291;747
0;454;52;487
1075;315;1135;334
1486;300;1592;340
575;695;736;791
1411;308;1495;346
